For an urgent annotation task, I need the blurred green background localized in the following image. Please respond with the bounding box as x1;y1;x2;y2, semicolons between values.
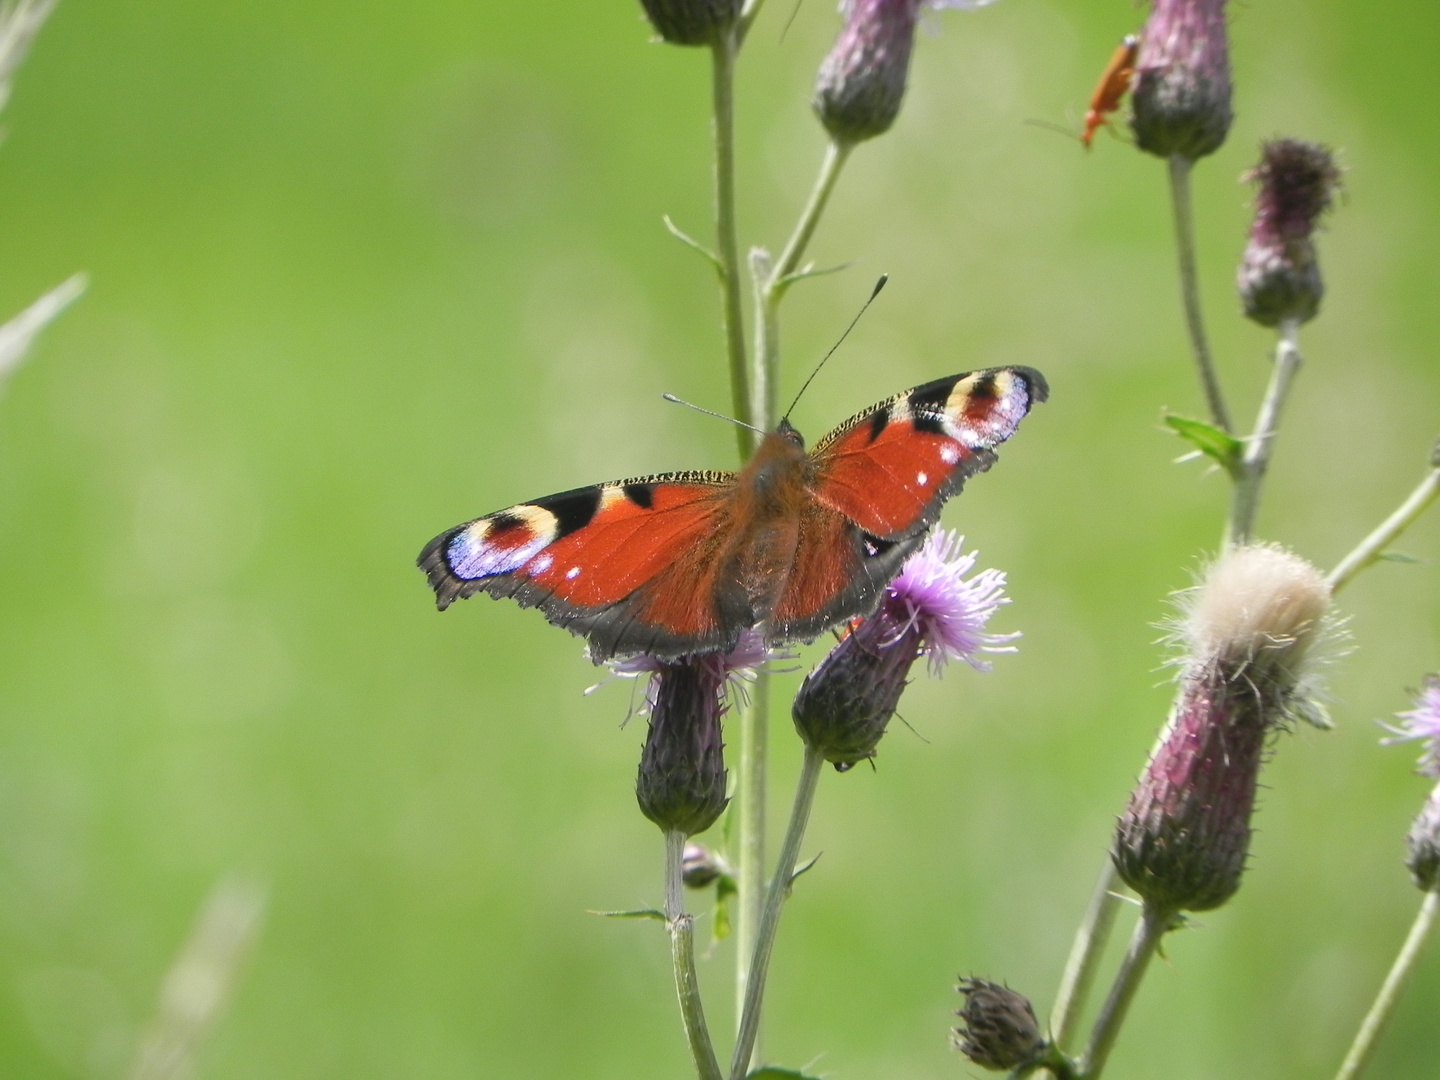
0;0;1436;1076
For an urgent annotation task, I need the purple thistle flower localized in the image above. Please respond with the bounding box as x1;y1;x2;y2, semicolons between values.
813;0;999;145
1237;139;1342;328
1129;0;1233;161
792;530;1015;771
1382;675;1440;778
1113;544;1332;912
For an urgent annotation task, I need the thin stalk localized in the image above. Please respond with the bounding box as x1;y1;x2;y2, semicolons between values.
666;831;724;1080
1048;861;1123;1051
1333;888;1440;1080
1078;902;1172;1080
710;32;756;457
1226;319;1303;545
753;140;851;427
1167;155;1232;434
734;679;769;1042
730;744;825;1080
1327;452;1440;594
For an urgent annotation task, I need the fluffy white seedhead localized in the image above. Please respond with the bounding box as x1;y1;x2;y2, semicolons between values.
1180;543;1334;725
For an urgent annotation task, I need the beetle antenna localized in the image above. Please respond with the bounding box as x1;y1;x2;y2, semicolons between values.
783;274;888;422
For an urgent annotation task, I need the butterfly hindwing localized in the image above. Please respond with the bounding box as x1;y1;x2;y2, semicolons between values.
419;471;743;659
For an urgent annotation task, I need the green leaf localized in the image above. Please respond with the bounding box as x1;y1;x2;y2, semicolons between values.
748;1068;823;1079
789;853;822;885
1164;414;1243;471
711;874;737;942
662;215;722;274
589;908;666;922
1377;550;1423;564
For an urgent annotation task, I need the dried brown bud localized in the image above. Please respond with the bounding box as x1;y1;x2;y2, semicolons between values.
637;0;740;46
953;978;1047;1072
1237;139;1341;327
1130;0;1233;161
1114;545;1331;912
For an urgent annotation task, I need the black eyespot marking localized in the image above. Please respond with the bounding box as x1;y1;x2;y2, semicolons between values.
970;371;998;400
860;533;900;560
535;487;603;538
867;408;889;443
622;482;655;509
488;512;525;535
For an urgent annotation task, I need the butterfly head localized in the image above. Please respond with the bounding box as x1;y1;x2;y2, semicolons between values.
773;417;805;450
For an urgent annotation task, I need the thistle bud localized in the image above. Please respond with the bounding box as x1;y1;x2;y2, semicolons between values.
1407;783;1440;892
814;0;997;145
1114;544;1331;912
635;659;730;836
953;978;1046;1072
792;530;1016;770
1381;675;1440;891
1237;139;1341;328
1129;0;1233;161
681;842;729;889
637;0;740;46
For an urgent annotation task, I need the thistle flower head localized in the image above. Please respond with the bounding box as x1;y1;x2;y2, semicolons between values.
814;0;999;145
1129;0;1233;161
952;978;1047;1072
1238;139;1342;328
631;634;773;837
1114;544;1332;912
636;0;740;46
1382;676;1440;778
792;530;1015;770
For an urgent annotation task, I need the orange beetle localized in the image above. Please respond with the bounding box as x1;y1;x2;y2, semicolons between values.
1081;34;1139;149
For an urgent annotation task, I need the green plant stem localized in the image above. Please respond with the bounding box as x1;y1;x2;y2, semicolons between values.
1333;888;1440;1080
665;831;724;1080
752;141;852;424
1167;155;1232;434
1078;902;1172;1080
734;679;768;1044
1226;318;1303;545
1326;451;1440;593
1048;861;1123;1052
729;744;825;1080
710;32;755;457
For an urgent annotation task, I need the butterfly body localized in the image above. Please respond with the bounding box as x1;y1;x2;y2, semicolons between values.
419;367;1047;661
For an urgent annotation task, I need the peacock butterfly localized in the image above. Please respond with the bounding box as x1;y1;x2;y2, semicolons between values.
418;366;1047;661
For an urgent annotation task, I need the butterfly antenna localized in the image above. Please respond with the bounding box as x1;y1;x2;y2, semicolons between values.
782;274;888;422
662;393;767;436
779;0;804;42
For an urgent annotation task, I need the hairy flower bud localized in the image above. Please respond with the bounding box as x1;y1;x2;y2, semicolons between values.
635;660;729;836
1407;782;1440;892
814;0;997;144
953;978;1046;1072
1114;544;1331;912
681;842;729;889
1130;0;1233;161
792;531;1015;770
1237;139;1341;328
637;0;740;46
